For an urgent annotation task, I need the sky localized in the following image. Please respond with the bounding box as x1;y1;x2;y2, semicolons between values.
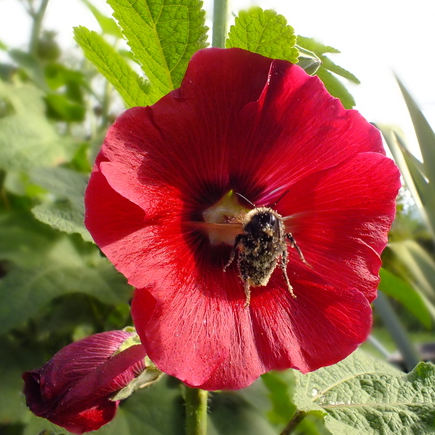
1;0;434;155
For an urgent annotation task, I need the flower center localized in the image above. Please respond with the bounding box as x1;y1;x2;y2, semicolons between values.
202;190;249;246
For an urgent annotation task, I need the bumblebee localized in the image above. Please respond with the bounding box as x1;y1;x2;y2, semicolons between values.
223;204;307;307
193;191;307;307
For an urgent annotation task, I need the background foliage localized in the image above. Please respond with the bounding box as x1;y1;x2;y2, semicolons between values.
0;1;434;434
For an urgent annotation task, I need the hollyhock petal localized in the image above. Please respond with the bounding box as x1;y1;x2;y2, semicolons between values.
85;166;165;289
278;152;400;301
84;165;147;248
23;331;146;434
43;401;117;435
29;330;131;402
132;288;229;387
132;283;266;389
95;48;274;205
62;344;147;408
87;48;386;213
248;274;372;374
132;272;371;390
233;60;385;202
85;165;194;289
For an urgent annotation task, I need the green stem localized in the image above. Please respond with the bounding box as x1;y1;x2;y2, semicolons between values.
212;0;229;48
29;0;50;56
185;387;208;435
374;291;420;371
100;79;112;128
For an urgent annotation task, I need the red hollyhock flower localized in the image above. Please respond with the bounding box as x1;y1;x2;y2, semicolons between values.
23;330;146;434
85;48;400;390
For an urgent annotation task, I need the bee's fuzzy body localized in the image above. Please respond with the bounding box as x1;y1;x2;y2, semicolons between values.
224;206;299;306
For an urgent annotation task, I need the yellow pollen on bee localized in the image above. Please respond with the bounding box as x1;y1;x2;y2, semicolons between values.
264;227;274;236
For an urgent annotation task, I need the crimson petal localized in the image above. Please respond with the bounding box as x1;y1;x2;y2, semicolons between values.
279;152;400;302
132;273;371;390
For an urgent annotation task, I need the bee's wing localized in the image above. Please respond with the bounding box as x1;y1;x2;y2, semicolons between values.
282;212;310;237
282;214;299;229
282;213;312;267
185;221;243;245
282;211;311;227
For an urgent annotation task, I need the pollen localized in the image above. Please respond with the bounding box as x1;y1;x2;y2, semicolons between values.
202;190;248;246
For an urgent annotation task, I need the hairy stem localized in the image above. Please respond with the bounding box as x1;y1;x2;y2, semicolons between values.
185;387;208;435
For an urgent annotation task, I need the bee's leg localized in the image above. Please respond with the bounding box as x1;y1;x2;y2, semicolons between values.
244;280;251;307
223;234;244;272
286;233;309;265
280;249;296;299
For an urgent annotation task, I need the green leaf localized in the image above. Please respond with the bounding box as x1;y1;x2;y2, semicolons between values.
396;76;435;186
107;0;208;95
396;134;430;199
296;36;359;108
80;0;123;37
291;350;435;434
32;201;91;242
261;371;296;425
296;36;359;84
0;235;131;333
74;26;154;107
28;167;92;241
0;211;55;267
8;49;47;89
94;377;186;435
387;79;435;238
319;56;360;84
226;8;298;63
29;165;87;202
0;40;7;50
292;414;331;435
389;240;435;302
70;142;92;173
379;268;432;328
0;93;14;117
377;124;433;235
0;337;45;425
295;37;340;55
44;62;85;91
45;93;86;122
316;67;355;109
0;82;73;171
208;390;276;435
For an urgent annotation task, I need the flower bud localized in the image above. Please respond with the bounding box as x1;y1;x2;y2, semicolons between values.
23;330;147;434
